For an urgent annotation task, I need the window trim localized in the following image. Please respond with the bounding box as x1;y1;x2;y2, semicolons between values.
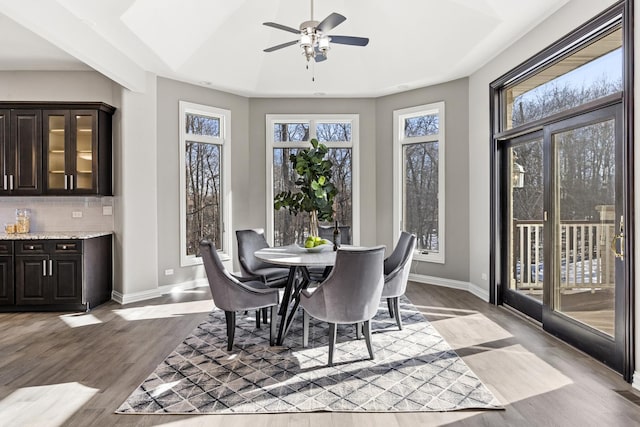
265;114;360;246
393;101;446;264
179;101;231;267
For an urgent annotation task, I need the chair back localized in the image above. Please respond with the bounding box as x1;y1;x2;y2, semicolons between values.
236;228;272;275
200;240;242;311
384;231;415;275
316;246;385;324
382;232;417;298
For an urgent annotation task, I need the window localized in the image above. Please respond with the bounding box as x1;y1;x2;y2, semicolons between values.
179;101;231;266
504;27;622;130
266;114;359;246
393;102;445;263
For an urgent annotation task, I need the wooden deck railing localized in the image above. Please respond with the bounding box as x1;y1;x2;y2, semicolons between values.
512;220;615;290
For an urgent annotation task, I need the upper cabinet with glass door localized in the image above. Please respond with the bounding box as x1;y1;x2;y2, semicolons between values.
0;102;114;197
42;104;114;196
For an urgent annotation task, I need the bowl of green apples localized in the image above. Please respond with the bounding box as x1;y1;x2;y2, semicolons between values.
303;236;331;252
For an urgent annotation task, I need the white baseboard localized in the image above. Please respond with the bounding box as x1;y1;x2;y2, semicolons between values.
632;371;640;392
111;278;209;305
112;274;487;306
408;273;490;302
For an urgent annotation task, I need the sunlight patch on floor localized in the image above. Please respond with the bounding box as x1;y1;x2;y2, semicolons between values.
58;313;103;328
113;299;213;321
464;343;573;404
411;304;479;314
431;312;513;349
0;382;98;427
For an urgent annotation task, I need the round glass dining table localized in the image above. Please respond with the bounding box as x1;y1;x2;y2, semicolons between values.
255;244;336;345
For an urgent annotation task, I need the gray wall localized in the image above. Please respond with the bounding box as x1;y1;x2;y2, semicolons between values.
156;77;250;286
376;78;470;282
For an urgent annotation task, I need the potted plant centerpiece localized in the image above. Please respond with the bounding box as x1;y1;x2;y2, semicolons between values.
274;138;337;249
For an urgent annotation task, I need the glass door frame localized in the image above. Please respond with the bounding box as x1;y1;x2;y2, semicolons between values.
542;103;624;372
500;131;544;323
490;1;633;381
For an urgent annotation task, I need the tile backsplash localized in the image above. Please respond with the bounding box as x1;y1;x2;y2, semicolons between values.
0;197;114;232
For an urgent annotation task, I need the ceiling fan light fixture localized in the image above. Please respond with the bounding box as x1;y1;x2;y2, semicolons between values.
300;33;312;48
318;35;330;52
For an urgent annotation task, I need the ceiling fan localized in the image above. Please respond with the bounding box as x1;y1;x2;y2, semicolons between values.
263;0;369;63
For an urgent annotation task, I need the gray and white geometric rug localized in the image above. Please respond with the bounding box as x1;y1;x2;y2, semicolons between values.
116;296;502;414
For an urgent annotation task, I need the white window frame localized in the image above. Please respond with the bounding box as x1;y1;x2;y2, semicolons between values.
179;101;232;266
265;114;360;246
393;102;445;264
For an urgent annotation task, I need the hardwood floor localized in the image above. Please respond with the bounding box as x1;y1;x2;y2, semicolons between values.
1;283;639;426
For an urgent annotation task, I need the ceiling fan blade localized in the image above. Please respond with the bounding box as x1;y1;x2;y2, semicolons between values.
329;35;369;47
317;13;346;32
264;40;299;52
263;22;300;34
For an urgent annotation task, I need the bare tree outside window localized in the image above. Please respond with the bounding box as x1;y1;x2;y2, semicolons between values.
404;142;439;252
395;102;445;262
185;113;222;257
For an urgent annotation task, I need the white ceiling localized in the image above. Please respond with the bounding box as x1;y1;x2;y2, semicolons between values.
0;0;570;97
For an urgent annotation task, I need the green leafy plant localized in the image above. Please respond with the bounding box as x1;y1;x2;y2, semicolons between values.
274;138;337;237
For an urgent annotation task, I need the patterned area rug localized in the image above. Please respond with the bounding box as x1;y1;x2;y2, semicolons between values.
116;297;502;414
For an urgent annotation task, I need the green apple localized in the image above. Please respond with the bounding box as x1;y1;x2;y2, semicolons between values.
304;236;315;248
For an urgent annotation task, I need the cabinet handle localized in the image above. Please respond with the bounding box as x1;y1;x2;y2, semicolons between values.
64;175;68;190
26;245;35;250
70;175;74;190
49;260;53;276
9;175;13;191
42;260;47;277
3;175;6;191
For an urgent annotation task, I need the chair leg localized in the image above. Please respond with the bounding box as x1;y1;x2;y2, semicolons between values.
387;298;394;318
269;306;276;346
262;308;268;324
355;322;361;340
255;310;261;328
302;309;310;348
393;297;402;330
363;320;374;360
328;323;337;366
225;311;236;351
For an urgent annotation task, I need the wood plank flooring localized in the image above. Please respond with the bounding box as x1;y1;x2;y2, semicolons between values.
1;283;639;426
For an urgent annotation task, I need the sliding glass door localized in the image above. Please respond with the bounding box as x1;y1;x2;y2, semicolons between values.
502;104;624;372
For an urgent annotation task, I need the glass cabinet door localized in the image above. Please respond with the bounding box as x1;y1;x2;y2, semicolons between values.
73;113;96;191
45;111;69;191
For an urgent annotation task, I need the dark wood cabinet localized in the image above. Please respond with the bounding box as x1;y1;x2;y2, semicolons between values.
0;102;114;196
44;108;113;195
0;109;42;195
4;235;112;311
0;241;14;305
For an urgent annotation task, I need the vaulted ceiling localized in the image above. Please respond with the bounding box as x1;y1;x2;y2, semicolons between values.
0;0;570;97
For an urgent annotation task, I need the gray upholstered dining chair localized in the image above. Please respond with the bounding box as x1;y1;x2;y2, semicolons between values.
299;245;385;366
200;240;279;351
382;231;417;330
236;228;289;287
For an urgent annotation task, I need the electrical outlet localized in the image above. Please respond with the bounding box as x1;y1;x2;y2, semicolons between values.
481;273;488;281
102;206;113;216
164;269;174;276
72;211;83;218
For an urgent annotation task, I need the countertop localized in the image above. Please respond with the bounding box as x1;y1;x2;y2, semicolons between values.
0;231;112;240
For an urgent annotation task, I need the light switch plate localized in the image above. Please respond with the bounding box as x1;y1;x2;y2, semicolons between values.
72;211;83;218
102;206;113;216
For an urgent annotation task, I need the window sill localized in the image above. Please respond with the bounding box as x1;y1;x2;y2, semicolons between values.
412;252;445;264
181;252;231;268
